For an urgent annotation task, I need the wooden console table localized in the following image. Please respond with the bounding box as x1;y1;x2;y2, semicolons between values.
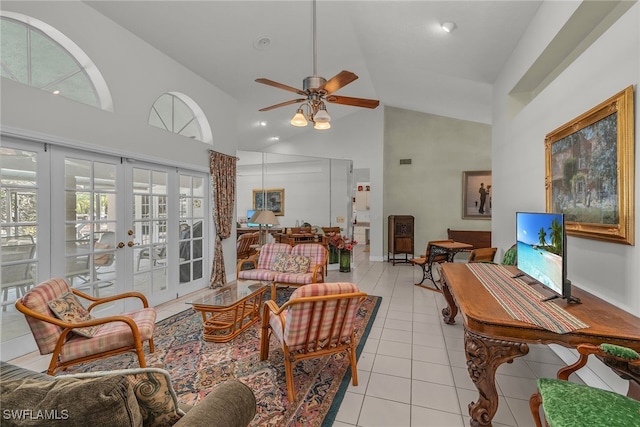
440;263;640;427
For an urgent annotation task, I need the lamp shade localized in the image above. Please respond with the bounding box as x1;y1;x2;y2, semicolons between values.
290;109;308;127
249;210;279;226
313;107;331;123
313;121;331;130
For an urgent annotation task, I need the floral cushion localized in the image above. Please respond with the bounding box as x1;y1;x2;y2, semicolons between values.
271;253;311;274
63;368;184;427
48;292;102;338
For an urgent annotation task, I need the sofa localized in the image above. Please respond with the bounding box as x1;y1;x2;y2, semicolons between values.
0;361;256;427
237;242;327;298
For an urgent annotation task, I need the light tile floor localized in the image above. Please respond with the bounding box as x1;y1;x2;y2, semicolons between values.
9;245;574;427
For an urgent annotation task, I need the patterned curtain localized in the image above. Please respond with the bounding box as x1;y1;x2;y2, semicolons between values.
209;151;236;288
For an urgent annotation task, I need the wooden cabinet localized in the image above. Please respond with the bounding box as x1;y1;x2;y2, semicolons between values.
388;215;414;265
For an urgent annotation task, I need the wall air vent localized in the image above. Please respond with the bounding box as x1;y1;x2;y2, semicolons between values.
399;159;412;165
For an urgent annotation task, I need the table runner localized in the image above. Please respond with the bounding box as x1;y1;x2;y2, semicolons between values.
466;263;588;334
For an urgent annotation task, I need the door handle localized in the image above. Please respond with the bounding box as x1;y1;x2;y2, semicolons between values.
127;241;136;247
117;242;125;249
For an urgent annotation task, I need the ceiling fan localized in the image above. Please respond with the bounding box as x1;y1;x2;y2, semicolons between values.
255;0;379;130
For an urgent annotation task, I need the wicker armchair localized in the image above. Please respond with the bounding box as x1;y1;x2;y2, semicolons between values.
260;282;367;401
15;278;156;375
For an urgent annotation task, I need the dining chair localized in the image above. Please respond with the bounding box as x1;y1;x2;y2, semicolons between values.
529;343;640;427
467;247;497;263
260;282;367;402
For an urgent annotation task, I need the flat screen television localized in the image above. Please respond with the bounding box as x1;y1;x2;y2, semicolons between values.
515;211;579;303
246;210;259;227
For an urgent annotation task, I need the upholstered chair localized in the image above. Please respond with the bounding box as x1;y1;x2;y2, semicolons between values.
260;282;367;402
15;278;156;375
529;343;640;427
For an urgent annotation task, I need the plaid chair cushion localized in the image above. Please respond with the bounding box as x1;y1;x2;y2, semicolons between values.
273;272;315;285
274;282;361;351
20;278;72;355
256;243;292;270
59;308;156;363
238;268;276;282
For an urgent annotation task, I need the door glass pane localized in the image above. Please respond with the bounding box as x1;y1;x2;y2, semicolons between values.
64;158;116;297
1;147;39;343
133;168;168;295
179;173;205;284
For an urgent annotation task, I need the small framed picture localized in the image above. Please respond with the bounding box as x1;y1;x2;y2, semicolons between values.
462;171;492;219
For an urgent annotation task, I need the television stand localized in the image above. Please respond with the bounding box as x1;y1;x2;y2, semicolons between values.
540;294;581;303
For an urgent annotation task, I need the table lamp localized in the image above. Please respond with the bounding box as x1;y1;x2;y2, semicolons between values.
248;210;279;245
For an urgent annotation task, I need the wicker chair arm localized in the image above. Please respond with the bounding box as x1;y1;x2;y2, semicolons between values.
71;289;150;311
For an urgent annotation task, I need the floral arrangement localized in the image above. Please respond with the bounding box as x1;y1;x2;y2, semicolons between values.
327;232;357;252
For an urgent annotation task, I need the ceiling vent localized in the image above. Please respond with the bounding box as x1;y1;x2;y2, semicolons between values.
399;159;412;165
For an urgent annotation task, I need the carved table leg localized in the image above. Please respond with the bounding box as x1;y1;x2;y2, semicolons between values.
464;329;529;426
440;279;458;324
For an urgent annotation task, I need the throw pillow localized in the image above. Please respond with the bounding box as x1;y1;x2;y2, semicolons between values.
48;292;102;338
0;375;143;427
272;253;311;274
63;368;184;427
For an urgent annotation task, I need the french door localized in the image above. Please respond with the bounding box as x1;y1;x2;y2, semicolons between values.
1;138;208;359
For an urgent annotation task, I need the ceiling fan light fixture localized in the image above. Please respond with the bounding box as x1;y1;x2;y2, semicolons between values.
314;121;331;130
290;108;308;127
313;104;331;123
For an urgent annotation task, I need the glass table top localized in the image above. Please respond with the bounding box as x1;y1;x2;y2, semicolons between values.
185;280;266;308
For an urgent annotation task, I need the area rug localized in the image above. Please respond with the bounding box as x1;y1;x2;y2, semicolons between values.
64;289;381;426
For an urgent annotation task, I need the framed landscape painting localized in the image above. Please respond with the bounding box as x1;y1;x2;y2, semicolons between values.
252;188;284;216
462;170;492;219
545;86;634;245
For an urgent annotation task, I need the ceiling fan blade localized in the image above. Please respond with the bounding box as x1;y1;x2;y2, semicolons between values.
255;78;307;96
258;99;307;112
326;95;380;109
319;70;358;95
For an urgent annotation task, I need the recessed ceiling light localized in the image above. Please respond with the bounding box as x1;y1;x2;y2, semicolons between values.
253;34;273;50
441;21;456;33
52;90;60;95
259;121;267;127
270;136;280;141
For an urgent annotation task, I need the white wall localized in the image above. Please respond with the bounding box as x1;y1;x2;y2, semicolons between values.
383;107;492;256
493;1;639;393
493;1;639;316
1;1;240;281
266;107;386;259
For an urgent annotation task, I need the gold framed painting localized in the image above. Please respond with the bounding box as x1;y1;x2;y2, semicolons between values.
545;85;634;245
462;170;492;219
252;188;284;216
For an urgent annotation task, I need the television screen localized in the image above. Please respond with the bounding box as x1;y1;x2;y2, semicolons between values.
247;210;258;227
516;212;574;301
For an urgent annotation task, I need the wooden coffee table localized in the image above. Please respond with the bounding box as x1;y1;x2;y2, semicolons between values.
186;280;267;342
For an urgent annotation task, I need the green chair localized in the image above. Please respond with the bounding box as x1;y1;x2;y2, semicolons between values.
529;343;640;427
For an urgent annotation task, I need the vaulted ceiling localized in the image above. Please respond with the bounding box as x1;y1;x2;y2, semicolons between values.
86;1;543;151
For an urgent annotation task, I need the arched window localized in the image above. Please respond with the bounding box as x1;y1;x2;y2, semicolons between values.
0;12;113;111
148;92;213;144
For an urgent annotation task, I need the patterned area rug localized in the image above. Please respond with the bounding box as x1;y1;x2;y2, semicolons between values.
63;288;381;426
